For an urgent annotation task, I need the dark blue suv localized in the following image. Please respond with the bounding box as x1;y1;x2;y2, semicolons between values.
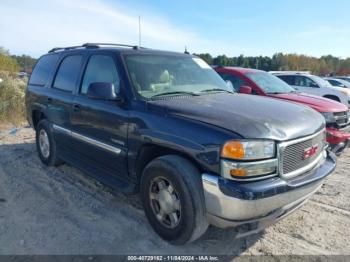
25;43;336;244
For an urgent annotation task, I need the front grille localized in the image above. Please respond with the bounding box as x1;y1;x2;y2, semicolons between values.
334;111;348;127
281;131;325;176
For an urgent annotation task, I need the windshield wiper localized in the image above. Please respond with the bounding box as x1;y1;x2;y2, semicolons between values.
268;91;287;94
151;91;199;98
200;88;233;94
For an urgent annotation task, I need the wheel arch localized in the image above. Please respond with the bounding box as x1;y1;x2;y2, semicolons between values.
134;143;204;183
323;94;340;102
32;110;47;129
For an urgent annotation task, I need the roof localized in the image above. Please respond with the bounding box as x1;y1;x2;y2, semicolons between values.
46;43;192;57
216;66;262;74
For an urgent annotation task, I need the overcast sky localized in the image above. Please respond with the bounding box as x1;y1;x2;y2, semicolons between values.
1;0;350;58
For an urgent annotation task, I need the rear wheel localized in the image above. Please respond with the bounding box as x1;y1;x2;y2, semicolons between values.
140;155;209;245
36;119;63;166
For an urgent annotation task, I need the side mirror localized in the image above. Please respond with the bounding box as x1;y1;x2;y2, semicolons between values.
87;82;118;100
239;85;252;94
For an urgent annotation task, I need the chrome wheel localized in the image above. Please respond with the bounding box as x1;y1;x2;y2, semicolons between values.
39;129;50;158
149;177;181;229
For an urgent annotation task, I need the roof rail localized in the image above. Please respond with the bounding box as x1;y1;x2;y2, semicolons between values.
48;43;147;53
82;43;147;50
48;45;84;53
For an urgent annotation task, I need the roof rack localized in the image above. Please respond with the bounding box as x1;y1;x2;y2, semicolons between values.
48;43;147;53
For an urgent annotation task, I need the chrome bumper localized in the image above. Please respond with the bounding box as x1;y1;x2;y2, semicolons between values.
202;174;321;224
201;153;336;232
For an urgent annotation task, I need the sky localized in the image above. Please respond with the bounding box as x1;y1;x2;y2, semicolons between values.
1;0;350;58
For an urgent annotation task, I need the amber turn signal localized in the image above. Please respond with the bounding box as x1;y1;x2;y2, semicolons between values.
221;141;245;159
230;168;247;177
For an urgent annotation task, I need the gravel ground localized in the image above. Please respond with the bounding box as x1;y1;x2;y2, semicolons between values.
0;126;349;256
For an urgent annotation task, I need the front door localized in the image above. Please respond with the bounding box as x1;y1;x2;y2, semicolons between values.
70;53;129;177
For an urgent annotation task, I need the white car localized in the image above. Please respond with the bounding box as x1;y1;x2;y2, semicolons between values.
334;76;350;83
272;72;349;107
325;77;350;89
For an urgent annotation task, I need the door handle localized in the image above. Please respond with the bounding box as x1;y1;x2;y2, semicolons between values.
73;104;81;112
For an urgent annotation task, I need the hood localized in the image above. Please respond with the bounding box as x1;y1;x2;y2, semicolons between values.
329;86;350;96
148;93;325;141
269;92;348;113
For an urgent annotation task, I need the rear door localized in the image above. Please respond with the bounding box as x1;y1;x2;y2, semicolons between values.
48;54;84;152
70;52;129;177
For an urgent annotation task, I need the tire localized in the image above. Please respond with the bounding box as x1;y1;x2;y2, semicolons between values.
35;119;63;166
140;155;209;245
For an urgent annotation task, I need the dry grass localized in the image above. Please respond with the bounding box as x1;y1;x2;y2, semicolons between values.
0;71;27;125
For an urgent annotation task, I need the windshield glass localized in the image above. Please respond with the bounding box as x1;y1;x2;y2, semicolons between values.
124;54;232;98
310;75;333;87
245;71;296;94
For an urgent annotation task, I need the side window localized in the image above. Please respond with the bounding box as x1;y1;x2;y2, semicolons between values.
328;80;342;87
53;55;83;92
29;55;59;86
219;73;248;92
303;77;318;88
81;55;120;95
277;75;295;85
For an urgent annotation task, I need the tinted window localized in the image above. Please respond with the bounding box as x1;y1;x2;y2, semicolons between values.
53;55;83;92
219;73;247;91
277;75;295;85
29;55;59;86
295;76;318;87
328;79;341;86
81;55;120;94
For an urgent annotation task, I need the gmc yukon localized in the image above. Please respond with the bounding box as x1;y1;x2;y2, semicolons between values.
25;43;336;245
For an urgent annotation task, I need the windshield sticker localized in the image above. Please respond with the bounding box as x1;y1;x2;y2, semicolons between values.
192;58;211;69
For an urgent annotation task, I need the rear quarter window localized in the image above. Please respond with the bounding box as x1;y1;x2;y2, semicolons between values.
29;55;59;86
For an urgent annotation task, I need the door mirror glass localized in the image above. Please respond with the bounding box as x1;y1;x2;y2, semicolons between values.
239;85;252;94
87;82;117;100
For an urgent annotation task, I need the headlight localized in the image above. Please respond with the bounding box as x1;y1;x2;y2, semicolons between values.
221;140;275;160
320;112;336;124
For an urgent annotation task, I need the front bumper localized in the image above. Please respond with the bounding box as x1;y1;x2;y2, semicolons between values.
201;152;336;235
326;127;350;155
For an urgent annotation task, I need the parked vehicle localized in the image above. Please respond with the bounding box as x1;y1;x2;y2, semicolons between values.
272;72;350;107
324;77;350;89
215;67;350;155
334;76;350;83
26;44;336;244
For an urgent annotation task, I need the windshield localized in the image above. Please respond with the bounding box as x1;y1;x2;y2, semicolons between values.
124;54;232;98
245;71;296;94
309;75;333;87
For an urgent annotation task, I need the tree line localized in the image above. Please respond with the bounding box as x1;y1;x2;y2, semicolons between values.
0;47;36;73
1;46;350;76
194;53;350;76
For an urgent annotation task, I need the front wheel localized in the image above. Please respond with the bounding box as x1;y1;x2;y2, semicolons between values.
140;155;209;245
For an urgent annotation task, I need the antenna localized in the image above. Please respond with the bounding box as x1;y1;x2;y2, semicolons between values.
138;16;141;47
184;46;189;54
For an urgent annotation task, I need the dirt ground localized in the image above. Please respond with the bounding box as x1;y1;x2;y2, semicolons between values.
0;126;349;256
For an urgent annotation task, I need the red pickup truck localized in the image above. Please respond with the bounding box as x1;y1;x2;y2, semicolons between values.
215;67;350;155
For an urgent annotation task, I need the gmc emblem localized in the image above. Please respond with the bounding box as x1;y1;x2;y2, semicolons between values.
303;144;319;160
